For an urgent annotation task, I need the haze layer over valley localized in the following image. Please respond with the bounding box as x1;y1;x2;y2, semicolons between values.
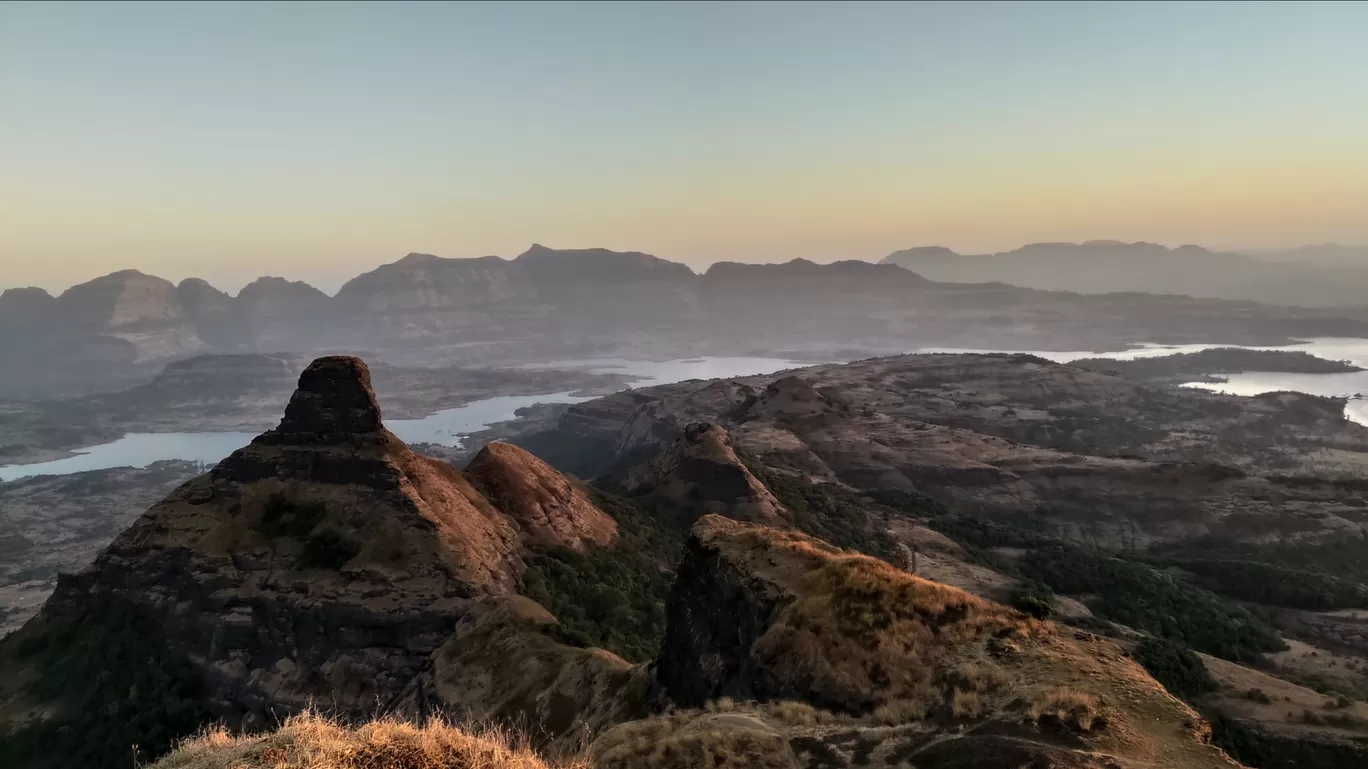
8;243;1368;402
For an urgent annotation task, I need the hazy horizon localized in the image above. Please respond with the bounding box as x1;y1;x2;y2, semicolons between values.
4;1;1367;292
9;238;1368;298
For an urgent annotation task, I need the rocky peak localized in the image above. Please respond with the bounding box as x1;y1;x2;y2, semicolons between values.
271;355;384;441
752;374;848;419
648;515;1238;768
4;355;613;730
0;287;55;325
623;422;786;525
464;441;618;551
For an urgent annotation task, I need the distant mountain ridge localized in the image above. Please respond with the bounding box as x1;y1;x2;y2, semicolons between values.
882;240;1368;306
7;242;1368;400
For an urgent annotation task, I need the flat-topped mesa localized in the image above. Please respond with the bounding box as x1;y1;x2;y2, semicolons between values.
268;355;385;443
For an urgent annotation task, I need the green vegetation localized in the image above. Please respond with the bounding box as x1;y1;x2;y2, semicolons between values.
258;493;328;539
1023;544;1284;661
1155;557;1368;611
741;458;907;560
928;514;1285;662
1009;587;1054;619
0;594;213;769
1158;533;1368;586
519;492;693;662
301;528;362;569
1133;636;1217;699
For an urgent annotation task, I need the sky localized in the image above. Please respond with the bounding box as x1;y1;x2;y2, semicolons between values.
2;1;1367;294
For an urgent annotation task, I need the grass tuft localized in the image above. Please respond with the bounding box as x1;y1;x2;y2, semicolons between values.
148;710;587;769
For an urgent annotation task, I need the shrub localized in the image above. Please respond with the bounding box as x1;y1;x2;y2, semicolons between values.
1010;591;1054;619
518;492;687;662
301;529;361;569
0;594;213;769
258;494;328;539
740;458;899;560
1133;637;1216;700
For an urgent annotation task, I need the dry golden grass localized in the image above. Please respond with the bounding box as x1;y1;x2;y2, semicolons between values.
734;526;1041;715
591;711;795;769
1030;687;1106;734
148;711;587;769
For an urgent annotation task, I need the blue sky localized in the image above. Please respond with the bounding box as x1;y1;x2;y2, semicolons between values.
2;1;1366;292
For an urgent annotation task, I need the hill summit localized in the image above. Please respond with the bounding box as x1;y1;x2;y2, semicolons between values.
0;356;619;765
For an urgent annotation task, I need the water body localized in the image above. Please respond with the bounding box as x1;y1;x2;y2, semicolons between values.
918;337;1368;426
1174;338;1368;425
0;356;807;482
6;347;1366;482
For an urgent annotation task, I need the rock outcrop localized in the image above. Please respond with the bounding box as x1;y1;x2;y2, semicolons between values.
399;595;651;743
629;515;1241;769
0;356;617;733
623;422;787;525
465;442;618;552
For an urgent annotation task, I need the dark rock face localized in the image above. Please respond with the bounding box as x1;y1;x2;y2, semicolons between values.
3;356;531;729
655;518;791;708
272;355;384;440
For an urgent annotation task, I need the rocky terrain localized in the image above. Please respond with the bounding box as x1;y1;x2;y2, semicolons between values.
8;245;1368;399
0;461;202;635
526;353;1368;546
1072;348;1364;385
6;353;1368;768
0;352;629;465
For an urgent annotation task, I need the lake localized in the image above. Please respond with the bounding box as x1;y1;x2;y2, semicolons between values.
0;356;810;482
4;344;1366;482
917;337;1368;426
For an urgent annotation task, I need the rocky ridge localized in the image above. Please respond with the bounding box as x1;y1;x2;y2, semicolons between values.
0;356;618;740
0;353;1266;769
533;353;1368;547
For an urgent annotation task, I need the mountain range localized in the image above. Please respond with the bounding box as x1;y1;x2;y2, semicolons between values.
7;243;1368;400
882;241;1368;306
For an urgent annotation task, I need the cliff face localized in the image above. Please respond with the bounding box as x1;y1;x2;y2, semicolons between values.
10;246;1368;399
600;515;1241;769
234;277;335;349
0;356;617;731
54;270;208;361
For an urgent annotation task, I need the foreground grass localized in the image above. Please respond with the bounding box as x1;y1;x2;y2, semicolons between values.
149;711;587;769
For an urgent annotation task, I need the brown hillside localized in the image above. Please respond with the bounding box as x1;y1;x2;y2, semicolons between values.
622;515;1242;769
465;442;618;551
0;356;619;736
622;422;787;525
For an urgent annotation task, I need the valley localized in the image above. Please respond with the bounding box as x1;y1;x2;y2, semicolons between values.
5;349;1368;767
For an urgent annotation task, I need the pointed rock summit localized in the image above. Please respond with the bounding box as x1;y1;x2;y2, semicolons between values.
623;422;787;525
0;356;622;732
271;355;385;441
466;442;618;551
